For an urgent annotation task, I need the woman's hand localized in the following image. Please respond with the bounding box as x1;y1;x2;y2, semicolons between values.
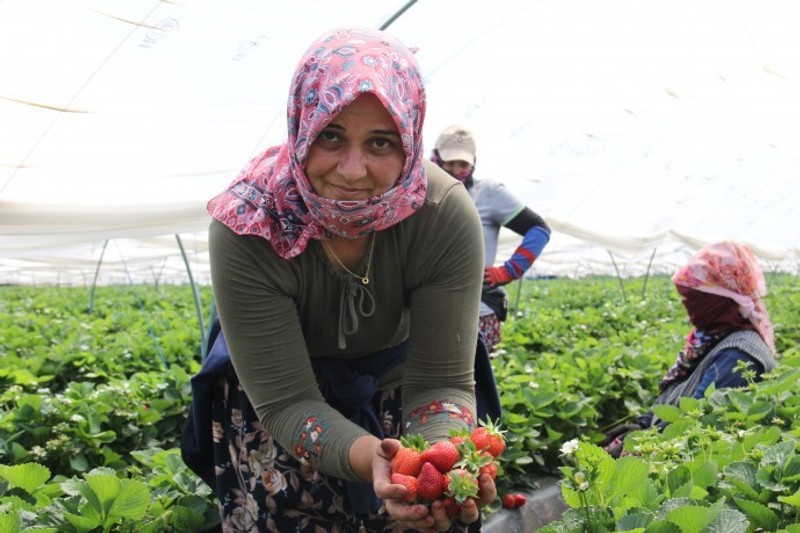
374;439;438;532
374;439;497;532
429;472;497;531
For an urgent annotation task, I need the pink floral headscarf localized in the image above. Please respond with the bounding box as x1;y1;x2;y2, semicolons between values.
671;241;775;352
208;27;427;259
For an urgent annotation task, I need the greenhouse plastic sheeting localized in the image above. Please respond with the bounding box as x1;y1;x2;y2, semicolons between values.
1;0;799;284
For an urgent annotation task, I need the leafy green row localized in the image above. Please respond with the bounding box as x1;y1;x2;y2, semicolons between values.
494;275;800;493
0;285;211;390
0;449;219;532
541;349;800;532
1;276;798;530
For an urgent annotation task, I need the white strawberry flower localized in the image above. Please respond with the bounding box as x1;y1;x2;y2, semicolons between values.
560;439;579;456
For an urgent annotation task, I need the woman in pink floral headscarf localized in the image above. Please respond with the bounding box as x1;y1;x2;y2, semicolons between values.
604;241;778;457
183;27;499;532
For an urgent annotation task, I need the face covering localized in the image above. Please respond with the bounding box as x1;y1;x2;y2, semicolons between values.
430;149;475;188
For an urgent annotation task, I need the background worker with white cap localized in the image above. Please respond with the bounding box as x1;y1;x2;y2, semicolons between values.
432;124;551;354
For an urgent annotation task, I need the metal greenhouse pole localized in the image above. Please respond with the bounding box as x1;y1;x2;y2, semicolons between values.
176;234;207;359
607;250;627;303
88;239;110;315
379;0;417;30
641;247;657;299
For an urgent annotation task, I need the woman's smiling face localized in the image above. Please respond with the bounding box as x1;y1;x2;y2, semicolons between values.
305;93;406;201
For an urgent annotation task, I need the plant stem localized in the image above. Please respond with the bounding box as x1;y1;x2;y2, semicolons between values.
579;491;594;533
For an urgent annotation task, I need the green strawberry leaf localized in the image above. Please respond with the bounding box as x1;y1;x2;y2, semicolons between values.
0;513;20;533
616;510;653;530
732;497;779;530
706;508;748;533
106;478;150;522
0;463;51;494
608;456;650;502
652;405;681;423
644;519;681;533
665;505;713;533
777;487;800;508
760;440;796;466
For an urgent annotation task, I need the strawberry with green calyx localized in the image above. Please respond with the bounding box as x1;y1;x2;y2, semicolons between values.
445;468;479;504
470;418;506;458
455;441;498;480
391;434;428;476
419;439;461;473
390;473;418;503
448;427;471;448
416;462;447;501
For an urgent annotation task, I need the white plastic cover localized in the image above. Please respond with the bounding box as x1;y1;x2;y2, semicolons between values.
2;0;798;284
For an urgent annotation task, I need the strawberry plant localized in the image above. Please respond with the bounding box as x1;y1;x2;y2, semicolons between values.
1;275;798;528
541;347;800;531
0;450;220;531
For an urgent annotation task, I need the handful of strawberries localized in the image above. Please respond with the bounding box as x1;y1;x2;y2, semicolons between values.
390;419;506;518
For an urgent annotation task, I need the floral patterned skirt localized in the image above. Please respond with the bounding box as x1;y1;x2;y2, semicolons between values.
478;314;501;356
209;366;481;533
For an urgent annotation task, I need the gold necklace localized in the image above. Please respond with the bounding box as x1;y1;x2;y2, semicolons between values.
323;233;376;285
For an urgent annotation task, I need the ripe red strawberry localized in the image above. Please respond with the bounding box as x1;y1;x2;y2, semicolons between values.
470;419;506;458
441;496;461;518
416;462;446;501
420;439;461;473
445;468;479;504
390;473;418;503
391;434;428;476
514;493;527;507
501;493;516;509
479;458;498;480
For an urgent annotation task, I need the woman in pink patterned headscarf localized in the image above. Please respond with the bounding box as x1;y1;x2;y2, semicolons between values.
604;241;778;457
187;27;498;532
207;27;428;259
661;240;777;391
671;241;775;349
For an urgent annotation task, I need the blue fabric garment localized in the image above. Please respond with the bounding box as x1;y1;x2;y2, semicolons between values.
690;347;762;399
475;331;502;422
312;342;408;514
502;225;550;279
636;346;764;429
180;320;231;488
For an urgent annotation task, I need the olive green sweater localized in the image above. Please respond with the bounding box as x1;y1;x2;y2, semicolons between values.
209;162;484;481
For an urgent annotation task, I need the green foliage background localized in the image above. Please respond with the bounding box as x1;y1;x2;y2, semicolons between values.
497;275;799;486
0;274;798;530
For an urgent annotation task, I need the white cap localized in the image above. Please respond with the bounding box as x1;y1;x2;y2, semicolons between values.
434;125;476;166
